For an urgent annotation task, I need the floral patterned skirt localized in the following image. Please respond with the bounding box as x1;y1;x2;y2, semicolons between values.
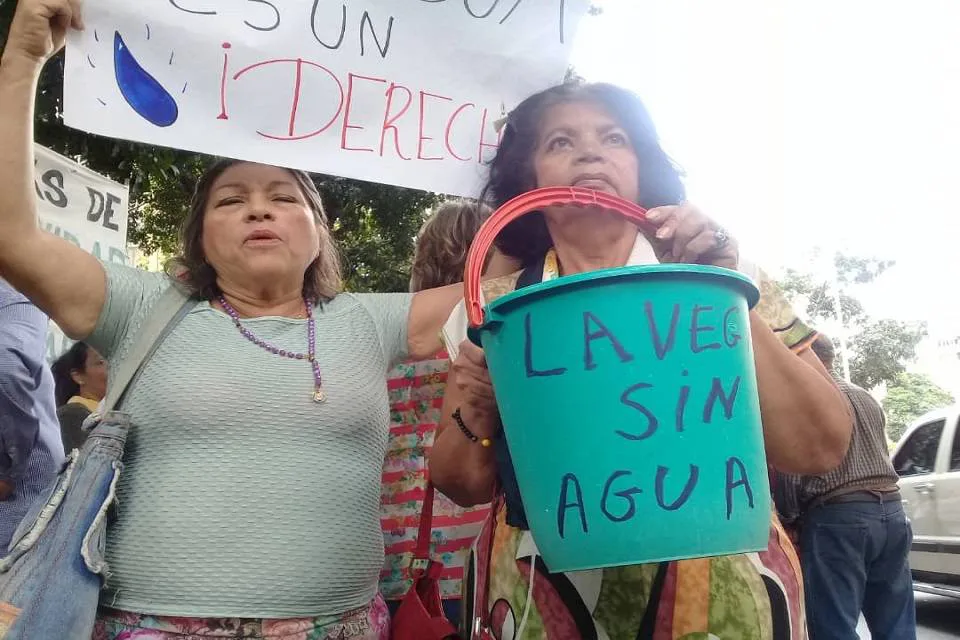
92;594;390;640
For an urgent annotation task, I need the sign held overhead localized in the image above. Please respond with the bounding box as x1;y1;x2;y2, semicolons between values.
64;0;590;196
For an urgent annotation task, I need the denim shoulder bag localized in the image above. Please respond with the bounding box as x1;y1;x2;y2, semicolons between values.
0;283;195;640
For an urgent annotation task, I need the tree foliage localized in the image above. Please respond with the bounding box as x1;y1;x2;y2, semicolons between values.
777;252;925;388
848;320;927;390
882;373;955;442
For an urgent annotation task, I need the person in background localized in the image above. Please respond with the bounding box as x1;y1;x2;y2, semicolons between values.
380;200;516;625
429;81;853;639
0;278;65;555
51;341;107;451
778;335;915;640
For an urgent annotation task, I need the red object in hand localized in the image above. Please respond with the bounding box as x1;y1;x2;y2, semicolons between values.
463;187;650;328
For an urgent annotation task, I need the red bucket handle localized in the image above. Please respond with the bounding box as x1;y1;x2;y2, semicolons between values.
463;187;652;327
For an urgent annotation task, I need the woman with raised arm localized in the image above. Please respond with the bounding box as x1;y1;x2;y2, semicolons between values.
429;82;854;638
0;1;460;638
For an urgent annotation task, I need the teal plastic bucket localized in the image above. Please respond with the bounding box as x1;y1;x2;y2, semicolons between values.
463;189;771;573
476;265;770;571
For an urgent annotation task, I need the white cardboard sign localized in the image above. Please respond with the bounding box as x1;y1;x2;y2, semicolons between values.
33;144;130;360
63;0;589;196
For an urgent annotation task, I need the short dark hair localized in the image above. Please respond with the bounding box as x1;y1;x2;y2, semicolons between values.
480;82;685;265
51;342;89;406
169;159;342;302
812;333;836;368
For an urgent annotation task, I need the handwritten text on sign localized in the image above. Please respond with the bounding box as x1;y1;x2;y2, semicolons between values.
34;144;130;360
64;1;589;196
520;301;760;541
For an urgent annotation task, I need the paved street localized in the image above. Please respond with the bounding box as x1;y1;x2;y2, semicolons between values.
857;592;960;639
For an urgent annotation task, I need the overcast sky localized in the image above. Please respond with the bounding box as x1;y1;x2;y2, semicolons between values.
571;0;959;337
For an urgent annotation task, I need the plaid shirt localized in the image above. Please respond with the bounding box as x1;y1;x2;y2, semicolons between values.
776;378;899;520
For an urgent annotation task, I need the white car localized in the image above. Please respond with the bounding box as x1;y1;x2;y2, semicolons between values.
892;404;960;598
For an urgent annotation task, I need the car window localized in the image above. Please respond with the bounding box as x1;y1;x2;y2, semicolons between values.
893;420;945;477
950;417;960;472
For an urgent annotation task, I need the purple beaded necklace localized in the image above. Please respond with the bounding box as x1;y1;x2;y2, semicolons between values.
218;295;326;403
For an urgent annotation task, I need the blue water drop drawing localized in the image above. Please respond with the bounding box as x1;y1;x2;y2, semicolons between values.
114;31;179;128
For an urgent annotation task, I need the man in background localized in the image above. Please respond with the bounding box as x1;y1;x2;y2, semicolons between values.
777;334;915;639
0;279;65;555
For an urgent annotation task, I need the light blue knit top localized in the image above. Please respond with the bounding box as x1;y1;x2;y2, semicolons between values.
87;263;412;618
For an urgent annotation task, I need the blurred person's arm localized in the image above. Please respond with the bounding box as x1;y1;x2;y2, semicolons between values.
750;314;852;474
429;341;499;506
0;284;50;498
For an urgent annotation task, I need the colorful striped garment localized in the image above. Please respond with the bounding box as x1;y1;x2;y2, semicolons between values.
449;253;816;639
379;354;490;602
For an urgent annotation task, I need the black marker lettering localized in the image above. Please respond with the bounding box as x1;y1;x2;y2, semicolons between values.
463;0;502;19
557;473;588;538
101;193;121;232
244;0;280;31
359;11;395;58
40;170;68;208
690;305;721;354
723;307;742;347
169;0;217;16
645;302;680;360
600;470;643;523
498;0;526;24
311;1;347;50
725;456;755;519
618;382;658;441
583;311;634;371
524;313;566;377
702;376;741;424
655;464;699;511
86;188;105;223
675;370;690;432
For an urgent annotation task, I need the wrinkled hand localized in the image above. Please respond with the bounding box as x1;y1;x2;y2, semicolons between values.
0;480;15;501
452;340;499;425
3;0;83;67
646;202;739;270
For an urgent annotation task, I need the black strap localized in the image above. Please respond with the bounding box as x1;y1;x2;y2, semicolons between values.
495;257;546;531
93;284;196;420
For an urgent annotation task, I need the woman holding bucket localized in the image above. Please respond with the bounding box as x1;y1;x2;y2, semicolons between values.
430;82;852;639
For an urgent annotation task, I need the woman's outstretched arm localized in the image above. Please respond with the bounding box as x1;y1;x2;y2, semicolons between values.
751;315;853;474
0;0;107;339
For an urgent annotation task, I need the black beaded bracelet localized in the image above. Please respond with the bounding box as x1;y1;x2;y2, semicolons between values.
452;407;493;448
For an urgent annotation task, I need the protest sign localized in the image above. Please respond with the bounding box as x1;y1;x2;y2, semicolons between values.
63;0;589;196
33;144;130;361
